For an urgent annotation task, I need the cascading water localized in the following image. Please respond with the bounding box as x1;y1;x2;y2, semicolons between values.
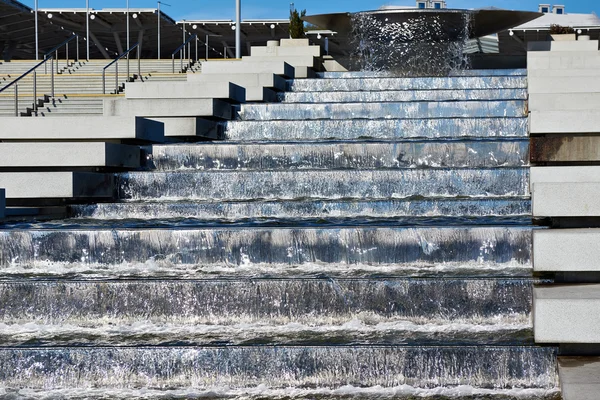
0;68;560;398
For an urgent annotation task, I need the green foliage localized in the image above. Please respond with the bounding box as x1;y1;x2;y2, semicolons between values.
289;8;307;38
549;24;576;34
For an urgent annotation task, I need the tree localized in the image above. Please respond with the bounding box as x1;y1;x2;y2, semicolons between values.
289;8;306;39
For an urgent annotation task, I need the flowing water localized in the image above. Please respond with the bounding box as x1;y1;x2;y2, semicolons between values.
0;69;560;399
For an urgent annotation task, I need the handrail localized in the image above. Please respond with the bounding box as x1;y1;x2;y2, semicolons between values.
172;34;197;73
0;55;56;116
102;42;141;94
44;34;79;75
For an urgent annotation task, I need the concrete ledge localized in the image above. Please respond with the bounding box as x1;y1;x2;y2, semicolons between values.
529;93;600;111
530;111;600;134
103;98;232;120
0;172;113;199
534;229;600;272
528;69;600;78
528;51;600;70
534;285;600;342
0;117;164;142
533;182;600;217
559;357;600;400
528;40;600;52
201;61;295;78
251;45;321;57
531;136;600;163
149;117;220;138
529;76;600;94
125;82;245;103
242;55;320;70
0;142;140;169
531;166;600;183
0;189;5;219
187;73;287;91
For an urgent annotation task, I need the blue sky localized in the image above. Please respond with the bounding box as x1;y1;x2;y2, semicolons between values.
26;0;598;21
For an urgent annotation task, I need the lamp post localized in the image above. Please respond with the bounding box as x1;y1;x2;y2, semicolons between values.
86;0;90;59
126;0;130;51
34;0;38;60
235;0;241;58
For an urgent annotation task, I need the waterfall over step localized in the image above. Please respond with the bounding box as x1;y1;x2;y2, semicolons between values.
0;71;560;399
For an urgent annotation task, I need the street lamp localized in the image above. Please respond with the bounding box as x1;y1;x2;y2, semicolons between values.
235;0;241;58
86;0;89;60
34;0;38;60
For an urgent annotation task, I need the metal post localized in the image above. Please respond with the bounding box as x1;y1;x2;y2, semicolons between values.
126;0;130;78
34;0;38;60
115;62;119;94
205;34;209;60
51;56;54;97
235;0;241;58
55;50;58;73
138;46;141;79
157;1;161;59
14;84;18;116
182;21;186;60
195;37;198;62
66;41;69;68
86;0;90;60
33;70;37;114
77;35;80;61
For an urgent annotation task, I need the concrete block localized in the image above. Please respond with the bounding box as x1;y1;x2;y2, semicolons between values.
187;72;287;91
528;76;600;94
242;55;319;69
251;45;321;57
530;111;600;134
0;143;140;169
531;166;600;184
532;182;600;217
534;284;600;342
280;38;310;47
0;189;5;219
323;57;348;72
201;61;295;78
528;68;600;78
149;117;220;138
0;172;113;199
528;40;599;52
558;357;600;400
527;51;600;70
0;117;163;142
533;229;600;272
125;82;245;103
529;93;600;111
531;136;600;163
103;98;232;120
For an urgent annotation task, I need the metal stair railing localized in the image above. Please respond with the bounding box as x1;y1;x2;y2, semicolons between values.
44;34;79;75
0;54;58;116
102;43;141;94
172;34;198;73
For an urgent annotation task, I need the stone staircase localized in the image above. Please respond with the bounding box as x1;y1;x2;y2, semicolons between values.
0;68;562;398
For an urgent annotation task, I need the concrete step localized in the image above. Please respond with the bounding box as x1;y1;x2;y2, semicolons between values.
0;172;112;200
529;93;600;111
534;229;600;273
531;136;600;163
530;110;600;134
124;81;245;103
528;51;600;70
104;98;232;119
0;116;163;142
0;142;140;169
317;69;528;79
558;357;600;400
239;100;527;121
534;284;600;343
202;60;295;78
529;76;600;94
187;72;287;91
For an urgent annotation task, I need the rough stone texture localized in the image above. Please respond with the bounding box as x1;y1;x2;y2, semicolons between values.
0;143;140;168
531;136;600;163
103;98;232;120
532;182;600;217
201;61;295;78
0;172;113;199
187;73;287;91
530;110;600;134
149;118;220;138
124;82;245;103
558;357;600;400
0;117;163;142
529;93;600;111
533;229;600;272
535;285;600;343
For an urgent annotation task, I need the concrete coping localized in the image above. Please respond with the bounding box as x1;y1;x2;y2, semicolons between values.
124;81;245;103
535;284;600;299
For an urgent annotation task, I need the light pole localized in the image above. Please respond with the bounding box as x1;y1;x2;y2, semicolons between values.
34;0;38;60
235;0;241;58
157;1;170;60
86;0;90;59
126;0;130;52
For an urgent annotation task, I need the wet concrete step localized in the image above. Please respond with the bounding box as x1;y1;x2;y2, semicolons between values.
0;278;537;346
0;226;532;279
239;100;527;121
224;117;528;141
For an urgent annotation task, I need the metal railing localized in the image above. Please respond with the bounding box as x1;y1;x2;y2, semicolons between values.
44;34;79;75
172;34;197;73
0;55;56;116
102;43;141;95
